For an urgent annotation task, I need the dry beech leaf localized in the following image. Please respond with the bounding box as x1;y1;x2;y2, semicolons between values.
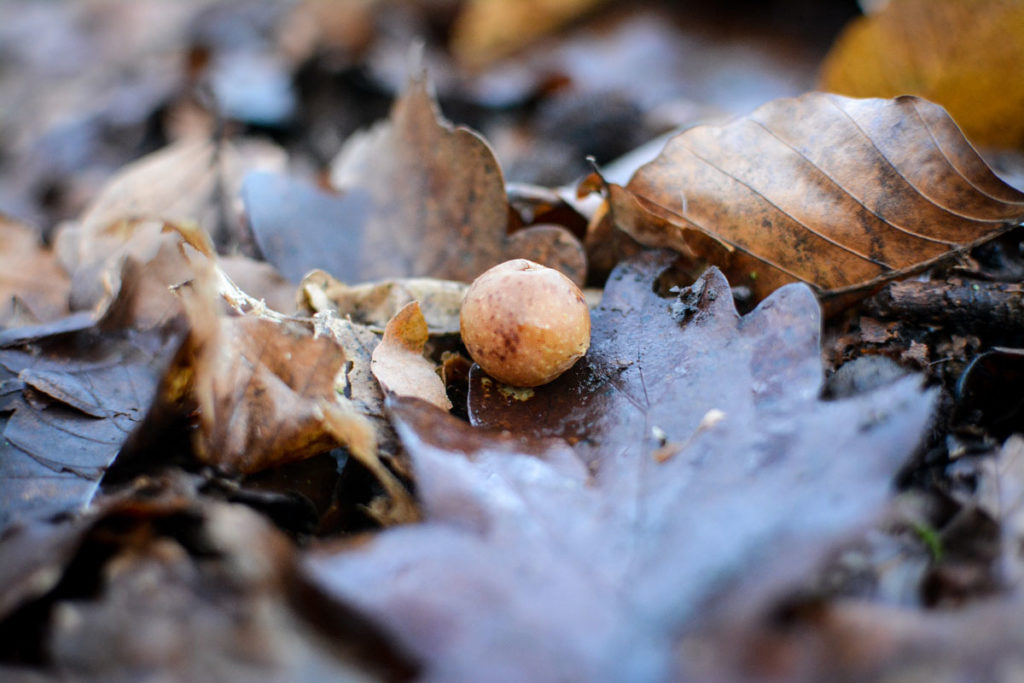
607;93;1024;307
300;270;467;335
820;0;1024;150
305;251;936;681
245;70;586;286
371;302;451;411
0;217;70;327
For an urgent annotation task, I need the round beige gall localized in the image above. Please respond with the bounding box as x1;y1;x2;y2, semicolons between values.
460;259;590;387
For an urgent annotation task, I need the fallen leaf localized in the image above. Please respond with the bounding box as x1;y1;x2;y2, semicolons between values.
66;138;285;312
371;302;451;411
820;0;1024;150
0;260;183;534
605;94;1024;306
133;254;417;523
305;251;935;681
245;70;586;285
0;217;70;327
299;271;467;335
451;0;609;68
313;311;417;489
165;271;349;475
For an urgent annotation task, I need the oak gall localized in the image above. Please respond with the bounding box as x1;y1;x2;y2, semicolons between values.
460;259;590;387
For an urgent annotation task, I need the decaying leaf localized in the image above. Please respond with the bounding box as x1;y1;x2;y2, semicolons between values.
305;251;936;681
605;94;1024;306
820;0;1024;150
371;302;451;411
0;217;70;327
245;71;586;286
134;252;417;523
0;259;183;533
165;270;348;475
300;270;466;335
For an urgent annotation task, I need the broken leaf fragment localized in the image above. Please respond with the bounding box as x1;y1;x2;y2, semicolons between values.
371;301;451;411
604;93;1024;306
300;270;466;335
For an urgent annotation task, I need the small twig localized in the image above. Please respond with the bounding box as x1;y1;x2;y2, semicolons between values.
866;279;1024;333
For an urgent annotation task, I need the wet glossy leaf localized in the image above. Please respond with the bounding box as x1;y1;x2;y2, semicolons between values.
607;94;1024;306
0;263;182;533
306;251;936;681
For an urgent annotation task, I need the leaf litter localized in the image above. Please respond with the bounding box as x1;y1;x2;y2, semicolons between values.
3;3;1024;679
306;251;936;681
245;68;587;287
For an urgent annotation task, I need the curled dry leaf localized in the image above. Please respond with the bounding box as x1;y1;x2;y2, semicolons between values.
820;0;1024;150
371;302;452;411
63;138;285;312
245;70;586;286
134;251;417;520
306;251;936;681
299;270;467;335
606;94;1024;307
181;296;346;474
142;257;356;475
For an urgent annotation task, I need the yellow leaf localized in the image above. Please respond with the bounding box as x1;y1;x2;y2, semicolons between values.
820;0;1024;149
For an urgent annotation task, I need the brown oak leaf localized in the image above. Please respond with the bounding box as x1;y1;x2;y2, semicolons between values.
244;70;586;286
